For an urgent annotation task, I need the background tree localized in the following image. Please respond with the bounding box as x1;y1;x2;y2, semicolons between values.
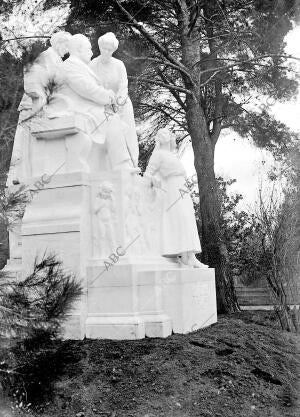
64;0;299;312
212;149;300;332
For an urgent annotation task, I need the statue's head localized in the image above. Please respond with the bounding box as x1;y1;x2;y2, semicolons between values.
156;128;176;151
67;34;93;64
50;31;72;57
98;181;114;198
98;32;119;61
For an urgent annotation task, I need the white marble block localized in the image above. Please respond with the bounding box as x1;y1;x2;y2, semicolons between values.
85;260;216;340
6;114;217;340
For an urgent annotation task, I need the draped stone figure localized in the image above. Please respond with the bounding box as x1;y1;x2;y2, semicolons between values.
89;32;139;167
145;128;202;267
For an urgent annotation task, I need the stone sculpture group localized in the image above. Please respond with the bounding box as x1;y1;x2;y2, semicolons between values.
6;31;217;339
10;31;202;267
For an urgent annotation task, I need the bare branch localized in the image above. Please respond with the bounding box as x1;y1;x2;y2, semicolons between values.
157;69;187;110
123;52;190;75
128;75;192;95
141;102;186;129
0;35;50;45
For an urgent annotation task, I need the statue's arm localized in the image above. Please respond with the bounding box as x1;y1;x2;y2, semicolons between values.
145;151;160;176
64;63;113;106
144;151;162;188
23;62;48;112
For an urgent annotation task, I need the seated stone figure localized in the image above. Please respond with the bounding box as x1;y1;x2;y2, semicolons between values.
21;31;72;115
51;34;137;172
89;32;139;167
7;31;72;185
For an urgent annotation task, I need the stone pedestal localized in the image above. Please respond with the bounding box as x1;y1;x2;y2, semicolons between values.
5;117;217;340
86;259;216;339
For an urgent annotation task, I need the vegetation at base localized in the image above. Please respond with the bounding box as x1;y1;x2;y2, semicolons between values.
0;254;82;408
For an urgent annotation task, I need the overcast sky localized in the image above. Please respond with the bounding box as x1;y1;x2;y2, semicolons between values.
182;25;300;210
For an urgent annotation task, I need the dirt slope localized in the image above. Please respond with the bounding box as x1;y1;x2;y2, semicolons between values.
8;312;300;417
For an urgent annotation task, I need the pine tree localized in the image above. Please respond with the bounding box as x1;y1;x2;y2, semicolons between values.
65;0;299;312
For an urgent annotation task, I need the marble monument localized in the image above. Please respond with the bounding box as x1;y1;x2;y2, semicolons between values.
5;32;217;340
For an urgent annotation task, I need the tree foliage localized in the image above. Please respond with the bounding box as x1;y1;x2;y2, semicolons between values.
214;157;300;331
0;52;23;178
65;0;299;150
0;252;82;407
0;253;82;340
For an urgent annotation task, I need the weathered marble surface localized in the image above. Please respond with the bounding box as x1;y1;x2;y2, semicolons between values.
7;31;72;186
5;32;217;339
10;120;216;339
89;32;139;167
145;128;202;267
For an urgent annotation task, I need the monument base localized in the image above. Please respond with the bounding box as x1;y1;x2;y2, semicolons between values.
5;118;217;340
4;168;217;340
84;259;216;340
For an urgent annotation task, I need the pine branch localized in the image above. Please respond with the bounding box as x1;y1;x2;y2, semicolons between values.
114;0;194;84
128;75;192;95
199;54;300;78
157;69;187;110
0;253;82;339
140;102;187;129
123;52;191;77
0;36;50;45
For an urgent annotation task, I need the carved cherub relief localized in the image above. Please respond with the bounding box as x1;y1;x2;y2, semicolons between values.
94;181;116;258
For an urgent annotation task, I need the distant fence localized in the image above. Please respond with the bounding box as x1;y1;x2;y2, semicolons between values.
235;285;273;307
235;276;300;308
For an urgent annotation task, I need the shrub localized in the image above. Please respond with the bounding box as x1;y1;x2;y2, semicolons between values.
0;253;82;406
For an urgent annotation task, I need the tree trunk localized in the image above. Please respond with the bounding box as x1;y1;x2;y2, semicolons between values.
186;94;239;313
177;2;239;313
